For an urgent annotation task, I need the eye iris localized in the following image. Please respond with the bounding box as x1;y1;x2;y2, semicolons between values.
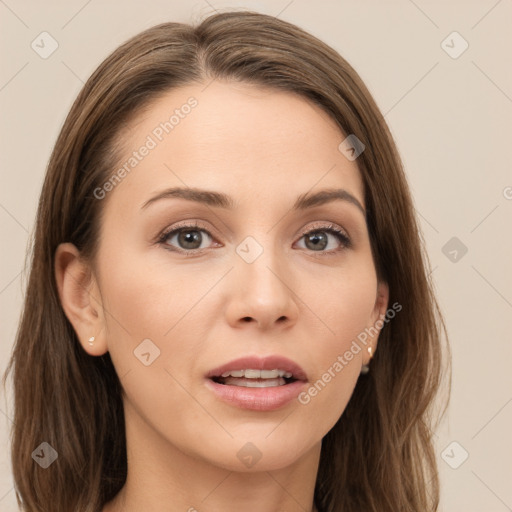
178;230;202;249
305;231;327;251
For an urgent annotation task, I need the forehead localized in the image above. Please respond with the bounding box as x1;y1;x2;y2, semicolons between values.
108;80;365;212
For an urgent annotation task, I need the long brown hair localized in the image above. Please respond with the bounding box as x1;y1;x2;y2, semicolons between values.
2;11;450;512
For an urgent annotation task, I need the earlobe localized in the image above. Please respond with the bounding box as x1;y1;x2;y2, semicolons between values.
54;243;107;356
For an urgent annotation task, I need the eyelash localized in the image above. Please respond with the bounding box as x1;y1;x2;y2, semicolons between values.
156;221;352;256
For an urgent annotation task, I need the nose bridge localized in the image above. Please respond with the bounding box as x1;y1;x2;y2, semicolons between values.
236;233;287;297
226;232;298;328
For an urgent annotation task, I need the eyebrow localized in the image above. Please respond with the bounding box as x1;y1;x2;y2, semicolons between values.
141;186;366;217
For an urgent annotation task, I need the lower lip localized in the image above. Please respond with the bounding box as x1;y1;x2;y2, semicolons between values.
205;378;307;411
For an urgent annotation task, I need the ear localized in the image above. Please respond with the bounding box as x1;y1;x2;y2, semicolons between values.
54;242;108;356
363;280;390;365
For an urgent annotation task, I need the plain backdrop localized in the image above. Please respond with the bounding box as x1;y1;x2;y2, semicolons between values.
1;1;511;510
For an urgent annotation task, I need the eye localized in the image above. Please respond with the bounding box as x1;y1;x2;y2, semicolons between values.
158;222;217;253
295;223;351;253
157;221;351;255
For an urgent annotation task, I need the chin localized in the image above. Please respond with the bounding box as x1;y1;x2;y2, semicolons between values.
201;434;315;473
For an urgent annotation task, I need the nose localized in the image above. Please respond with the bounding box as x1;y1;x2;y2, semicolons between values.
224;243;300;331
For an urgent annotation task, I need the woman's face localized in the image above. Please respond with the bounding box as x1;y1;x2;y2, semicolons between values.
85;81;388;471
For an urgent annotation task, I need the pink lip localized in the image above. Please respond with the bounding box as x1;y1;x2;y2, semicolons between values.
205;355;308;411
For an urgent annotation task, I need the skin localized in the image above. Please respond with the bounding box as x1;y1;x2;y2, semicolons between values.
55;80;389;512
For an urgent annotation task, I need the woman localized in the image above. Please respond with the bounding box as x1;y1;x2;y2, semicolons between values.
3;10;450;512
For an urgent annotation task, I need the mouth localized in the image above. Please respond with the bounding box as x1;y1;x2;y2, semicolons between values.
206;355;308;412
206;355;307;388
205;355;308;411
211;368;299;388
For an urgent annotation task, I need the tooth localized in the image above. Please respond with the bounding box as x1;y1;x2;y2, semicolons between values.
220;370;244;378
226;377;285;387
244;369;261;379
243;378;284;387
260;369;279;378
218;368;294;379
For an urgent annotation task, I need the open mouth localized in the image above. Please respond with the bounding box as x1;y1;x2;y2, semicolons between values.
206;359;307;410
211;369;299;388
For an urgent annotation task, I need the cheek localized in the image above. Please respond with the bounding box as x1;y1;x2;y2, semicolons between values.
96;254;209;432
98;239;205;334
96;243;212;378
311;258;378;351
294;261;377;425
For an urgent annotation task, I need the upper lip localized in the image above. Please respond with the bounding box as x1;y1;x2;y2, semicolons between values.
206;355;308;381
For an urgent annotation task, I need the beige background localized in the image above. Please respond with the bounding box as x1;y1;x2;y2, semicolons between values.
1;0;511;510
